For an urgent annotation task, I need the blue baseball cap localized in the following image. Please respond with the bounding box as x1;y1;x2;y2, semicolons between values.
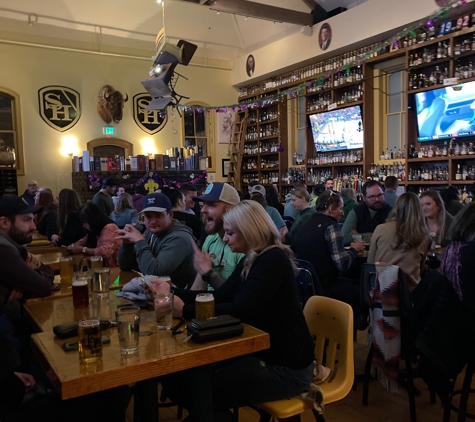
141;193;171;213
194;182;239;205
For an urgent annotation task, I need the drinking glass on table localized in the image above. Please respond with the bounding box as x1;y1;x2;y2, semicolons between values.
88;256;103;270
195;293;215;319
94;267;110;298
154;292;174;330
72;277;89;309
59;256;73;286
78;319;102;362
116;306;141;354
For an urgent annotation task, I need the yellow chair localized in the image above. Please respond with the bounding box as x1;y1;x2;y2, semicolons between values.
257;296;355;422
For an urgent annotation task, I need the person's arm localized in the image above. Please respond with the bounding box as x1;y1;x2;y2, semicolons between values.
325;224;359;272
130;210;139;225
44;211;59;240
93;224;120;259
58;213;84;247
118;242;139;271
342;208;358;245
279;225;288;239
0;246;54;298
135;235;192;277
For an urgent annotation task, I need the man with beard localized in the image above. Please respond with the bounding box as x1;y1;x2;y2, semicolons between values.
0;196;54;315
190;183;244;290
342;180;392;245
117;192;196;289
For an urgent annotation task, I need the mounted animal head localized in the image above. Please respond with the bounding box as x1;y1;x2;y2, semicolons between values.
96;85;128;124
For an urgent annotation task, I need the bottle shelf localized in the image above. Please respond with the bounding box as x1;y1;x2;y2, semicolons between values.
406;156;449;162
408;57;451;71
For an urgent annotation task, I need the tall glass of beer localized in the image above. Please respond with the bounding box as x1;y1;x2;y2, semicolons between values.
72;277;89;309
78;319;102;362
88;256;103;270
116;306;141;354
195;293;215;319
59;256;73;286
94;268;110;298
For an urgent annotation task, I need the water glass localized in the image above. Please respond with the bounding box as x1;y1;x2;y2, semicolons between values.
154;292;174;330
94;267;110;298
78;319;102;362
116;306;141;355
352;234;363;243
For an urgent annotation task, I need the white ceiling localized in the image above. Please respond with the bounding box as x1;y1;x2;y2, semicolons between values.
0;0;367;64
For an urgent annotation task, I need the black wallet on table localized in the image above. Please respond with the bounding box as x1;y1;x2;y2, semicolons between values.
186;314;243;344
53;319;116;339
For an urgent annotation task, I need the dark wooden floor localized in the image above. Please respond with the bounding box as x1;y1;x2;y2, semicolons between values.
126;329;475;422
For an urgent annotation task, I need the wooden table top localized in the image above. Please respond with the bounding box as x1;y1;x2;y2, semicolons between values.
28;245;64;255
28;294;270;400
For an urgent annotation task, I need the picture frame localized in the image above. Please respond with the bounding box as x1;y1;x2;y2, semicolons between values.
217;112;235;144
222;158;230;177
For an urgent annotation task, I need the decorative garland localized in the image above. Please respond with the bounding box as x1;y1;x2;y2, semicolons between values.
88;170;208;191
172;0;467;113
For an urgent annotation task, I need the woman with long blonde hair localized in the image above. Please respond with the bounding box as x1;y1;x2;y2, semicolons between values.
154;200;314;421
420;190;453;246
368;192;432;290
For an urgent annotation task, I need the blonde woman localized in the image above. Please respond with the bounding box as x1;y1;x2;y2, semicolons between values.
420;190;453;247
368;192;432;290
109;193;138;229
154;200;314;421
284;187;314;244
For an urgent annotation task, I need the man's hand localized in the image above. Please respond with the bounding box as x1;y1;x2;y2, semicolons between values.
8;289;23;303
350;241;365;253
26;252;41;270
14;372;36;393
116;224;145;244
192;242;212;276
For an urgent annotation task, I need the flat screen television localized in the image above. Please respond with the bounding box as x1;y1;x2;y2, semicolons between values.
309;105;364;152
415;80;475;142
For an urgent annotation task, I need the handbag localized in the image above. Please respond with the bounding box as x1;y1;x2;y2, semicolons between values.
186;314;243;344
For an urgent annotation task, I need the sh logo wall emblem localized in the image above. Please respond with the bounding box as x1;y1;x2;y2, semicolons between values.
38;86;81;132
133;93;167;135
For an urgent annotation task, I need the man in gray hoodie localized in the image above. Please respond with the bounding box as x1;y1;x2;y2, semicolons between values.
117;192;196;289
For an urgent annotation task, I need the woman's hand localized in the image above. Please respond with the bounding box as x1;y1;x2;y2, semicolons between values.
14;372;36;393
116;224;145;244
51;234;60;246
66;244;83;255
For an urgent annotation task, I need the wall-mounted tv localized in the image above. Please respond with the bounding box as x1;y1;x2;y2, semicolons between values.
415;80;475;142
309;105;364;152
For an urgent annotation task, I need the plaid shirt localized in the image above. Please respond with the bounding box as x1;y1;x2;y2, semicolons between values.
324;221;357;271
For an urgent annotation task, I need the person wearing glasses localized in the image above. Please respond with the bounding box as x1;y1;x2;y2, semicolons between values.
342;180;392;245
291;190;365;312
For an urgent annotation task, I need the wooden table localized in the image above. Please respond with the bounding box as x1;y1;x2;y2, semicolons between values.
35;250;71;271
28;245;64;255
26;293;270;422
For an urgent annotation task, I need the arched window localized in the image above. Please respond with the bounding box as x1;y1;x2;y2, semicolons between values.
183;102;215;171
0;88;25;174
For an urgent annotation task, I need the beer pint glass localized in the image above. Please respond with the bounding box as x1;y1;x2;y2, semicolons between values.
78;319;102;362
72;277;89;309
195;293;215;319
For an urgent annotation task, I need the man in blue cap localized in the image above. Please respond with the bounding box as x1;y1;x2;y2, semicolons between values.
190;182;244;290
116;192;196;289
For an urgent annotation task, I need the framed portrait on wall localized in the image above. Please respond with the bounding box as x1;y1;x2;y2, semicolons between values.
222;158;230;177
319;23;332;51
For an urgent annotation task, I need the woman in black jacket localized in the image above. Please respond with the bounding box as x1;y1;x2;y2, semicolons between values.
51;189;83;246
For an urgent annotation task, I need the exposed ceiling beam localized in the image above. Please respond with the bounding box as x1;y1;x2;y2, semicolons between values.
301;0;316;10
209;0;313;26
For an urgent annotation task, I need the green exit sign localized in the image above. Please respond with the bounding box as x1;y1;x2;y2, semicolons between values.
103;126;115;135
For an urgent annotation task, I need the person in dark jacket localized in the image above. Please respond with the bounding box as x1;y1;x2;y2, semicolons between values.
51;189;84;247
342;180;392;245
20;181;38;207
154;200;315;421
35;191;58;241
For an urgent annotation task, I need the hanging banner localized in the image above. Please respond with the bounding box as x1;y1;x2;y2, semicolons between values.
38;86;81;132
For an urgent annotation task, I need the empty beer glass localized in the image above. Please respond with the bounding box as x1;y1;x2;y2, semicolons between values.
94;268;110;298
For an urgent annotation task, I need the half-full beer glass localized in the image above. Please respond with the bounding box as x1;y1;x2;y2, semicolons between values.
59;256;73;286
195;293;215;319
78;319;102;362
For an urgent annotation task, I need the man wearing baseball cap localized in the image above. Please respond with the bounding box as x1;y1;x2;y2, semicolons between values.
92;176;118;217
0;196;54;319
117;192;196;289
190;182;244;290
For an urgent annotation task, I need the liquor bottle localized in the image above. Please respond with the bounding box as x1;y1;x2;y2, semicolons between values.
456;164;462;180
